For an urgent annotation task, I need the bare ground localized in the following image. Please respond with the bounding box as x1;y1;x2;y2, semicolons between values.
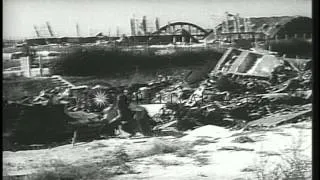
3;120;312;180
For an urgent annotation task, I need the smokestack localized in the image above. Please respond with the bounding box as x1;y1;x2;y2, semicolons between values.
225;12;229;33
116;26;120;37
241;18;245;32
142;16;147;35
236;13;240;33
76;23;80;37
247;18;252;32
130;18;136;36
155;17;160;31
244;18;247;32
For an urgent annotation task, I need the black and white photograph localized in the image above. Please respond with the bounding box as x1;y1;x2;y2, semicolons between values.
3;0;313;179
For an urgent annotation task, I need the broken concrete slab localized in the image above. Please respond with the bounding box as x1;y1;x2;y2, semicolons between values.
245;55;282;77
218;146;254;151
212;48;282;78
244;104;312;130
67;111;100;124
154;120;178;130
257;93;291;101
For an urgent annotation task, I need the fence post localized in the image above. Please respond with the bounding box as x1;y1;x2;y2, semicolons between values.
135;93;138;104
72;130;77;147
202;93;204;103
39;55;43;77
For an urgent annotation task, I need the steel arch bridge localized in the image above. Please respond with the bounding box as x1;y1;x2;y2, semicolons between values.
151;21;209;37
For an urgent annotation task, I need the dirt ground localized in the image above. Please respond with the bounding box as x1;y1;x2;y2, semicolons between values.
3;120;311;180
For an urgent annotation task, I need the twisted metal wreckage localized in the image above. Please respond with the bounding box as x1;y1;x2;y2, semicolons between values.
3;48;312;150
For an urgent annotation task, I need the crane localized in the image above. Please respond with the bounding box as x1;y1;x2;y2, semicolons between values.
46;21;54;37
33;25;41;37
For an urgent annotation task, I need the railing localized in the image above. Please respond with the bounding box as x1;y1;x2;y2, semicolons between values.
122;89;312;105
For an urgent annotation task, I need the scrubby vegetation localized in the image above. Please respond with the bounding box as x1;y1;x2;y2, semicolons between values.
252;133;312;180
9;139;195;180
50;49;222;76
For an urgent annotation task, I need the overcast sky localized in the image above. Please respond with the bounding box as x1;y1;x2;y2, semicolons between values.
3;0;312;39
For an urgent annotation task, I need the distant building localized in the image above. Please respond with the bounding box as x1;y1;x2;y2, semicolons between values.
210;15;312;42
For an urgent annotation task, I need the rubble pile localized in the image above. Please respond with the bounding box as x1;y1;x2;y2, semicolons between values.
3;48;313;150
154;50;312;131
2;75;181;148
151;83;194;104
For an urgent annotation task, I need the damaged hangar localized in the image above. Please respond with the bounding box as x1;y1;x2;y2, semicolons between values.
210;15;312;57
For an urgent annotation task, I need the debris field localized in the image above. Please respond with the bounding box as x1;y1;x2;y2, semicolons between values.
2;47;312;151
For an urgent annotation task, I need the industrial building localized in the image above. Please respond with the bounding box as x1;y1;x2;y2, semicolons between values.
206;13;312;42
21;13;312;48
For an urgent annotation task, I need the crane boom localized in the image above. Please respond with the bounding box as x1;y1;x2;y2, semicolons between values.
46;21;54;37
33;25;41;37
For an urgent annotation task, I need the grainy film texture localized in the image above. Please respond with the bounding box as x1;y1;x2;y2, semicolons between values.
3;0;312;179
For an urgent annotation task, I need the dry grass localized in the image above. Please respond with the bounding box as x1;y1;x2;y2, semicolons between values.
194;155;210;166
154;158;182;167
22;146;136;180
191;138;218;146
5;138;201;179
133;139;194;158
252;132;312;180
19;139;193;180
134;139;211;167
